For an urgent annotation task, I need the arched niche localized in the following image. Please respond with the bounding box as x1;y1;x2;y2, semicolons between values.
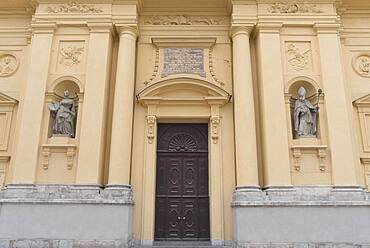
285;77;323;140
45;77;83;139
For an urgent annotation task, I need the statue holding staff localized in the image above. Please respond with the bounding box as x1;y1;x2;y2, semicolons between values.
293;86;319;138
48;90;76;138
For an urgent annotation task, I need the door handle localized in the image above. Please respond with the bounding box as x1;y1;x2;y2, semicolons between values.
182;217;186;220
177;216;181;220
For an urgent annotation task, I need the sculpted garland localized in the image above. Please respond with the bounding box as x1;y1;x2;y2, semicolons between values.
46;1;103;13
269;2;323;13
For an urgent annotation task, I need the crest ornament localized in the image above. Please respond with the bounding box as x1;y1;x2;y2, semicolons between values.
352;54;370;78
286;44;312;71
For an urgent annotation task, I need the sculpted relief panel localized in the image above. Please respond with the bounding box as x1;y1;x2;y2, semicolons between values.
46;1;103;13
285;42;313;72
269;2;323;13
56;41;85;73
141;15;228;25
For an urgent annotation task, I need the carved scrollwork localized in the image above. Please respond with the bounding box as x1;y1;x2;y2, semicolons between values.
269;2;323;14
46;2;103;13
210;116;220;144
142;15;228;25
147;116;156;144
168;133;198;152
0;54;19;77
352;54;370;78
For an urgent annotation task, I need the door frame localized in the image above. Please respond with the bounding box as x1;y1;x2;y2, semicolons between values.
137;78;230;246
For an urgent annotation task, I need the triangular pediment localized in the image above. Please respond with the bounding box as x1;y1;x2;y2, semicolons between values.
0;92;18;104
354;94;370;106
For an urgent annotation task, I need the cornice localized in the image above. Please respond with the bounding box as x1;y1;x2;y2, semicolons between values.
255;22;283;33
30;21;57;34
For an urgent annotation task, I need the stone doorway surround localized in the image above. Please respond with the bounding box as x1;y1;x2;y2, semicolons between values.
137;77;230;246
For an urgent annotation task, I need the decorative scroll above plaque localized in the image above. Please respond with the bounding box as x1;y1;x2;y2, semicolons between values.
162;48;205;78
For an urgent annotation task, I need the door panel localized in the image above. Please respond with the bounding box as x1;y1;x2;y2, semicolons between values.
155;124;210;241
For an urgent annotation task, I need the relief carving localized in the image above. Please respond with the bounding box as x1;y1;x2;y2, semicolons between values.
210;116;220;144
0;54;19;77
47;2;103;13
142;15;228;25
269;2;323;13
168;133;198;152
59;46;84;66
352;54;370;78
286;43;312;71
147;115;156;144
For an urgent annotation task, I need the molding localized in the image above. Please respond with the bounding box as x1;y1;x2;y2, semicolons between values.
314;22;341;34
151;37;216;48
87;22;113;33
255;22;283;33
143;46;159;86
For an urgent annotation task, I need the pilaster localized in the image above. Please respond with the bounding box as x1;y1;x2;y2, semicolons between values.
314;23;359;186
11;22;56;184
255;22;292;187
75;23;113;185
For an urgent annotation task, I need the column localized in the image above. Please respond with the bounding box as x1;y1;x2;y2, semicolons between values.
11;23;55;184
107;25;138;187
231;26;260;189
75;23;113;185
315;23;358;186
256;23;291;187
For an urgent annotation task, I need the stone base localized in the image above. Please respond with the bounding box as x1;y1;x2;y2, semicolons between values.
232;186;370;245
0;184;134;247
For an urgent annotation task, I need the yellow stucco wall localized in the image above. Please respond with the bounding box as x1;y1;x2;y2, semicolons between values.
1;0;370;243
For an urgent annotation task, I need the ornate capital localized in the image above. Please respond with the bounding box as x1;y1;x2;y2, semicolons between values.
230;26;254;38
115;25;139;39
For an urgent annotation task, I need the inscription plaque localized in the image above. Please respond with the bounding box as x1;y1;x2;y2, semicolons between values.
162;48;205;77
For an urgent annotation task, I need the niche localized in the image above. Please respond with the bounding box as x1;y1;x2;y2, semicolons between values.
288;80;321;140
47;80;80;139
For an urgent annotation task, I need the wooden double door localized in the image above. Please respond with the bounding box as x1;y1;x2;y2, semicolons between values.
155;124;210;241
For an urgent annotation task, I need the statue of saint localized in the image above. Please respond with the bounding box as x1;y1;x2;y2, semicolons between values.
48;90;76;138
293;86;318;138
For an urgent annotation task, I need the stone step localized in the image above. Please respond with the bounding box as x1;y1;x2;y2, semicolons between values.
143;241;229;248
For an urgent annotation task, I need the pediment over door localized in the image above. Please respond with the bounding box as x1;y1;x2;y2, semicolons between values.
137;77;231;106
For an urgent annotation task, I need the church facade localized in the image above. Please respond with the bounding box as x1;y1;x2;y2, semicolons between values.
0;0;370;247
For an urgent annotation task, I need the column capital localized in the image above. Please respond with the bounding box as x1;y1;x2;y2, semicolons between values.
255;22;283;34
314;22;340;34
31;22;57;34
115;24;139;39
87;22;114;34
230;25;254;39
